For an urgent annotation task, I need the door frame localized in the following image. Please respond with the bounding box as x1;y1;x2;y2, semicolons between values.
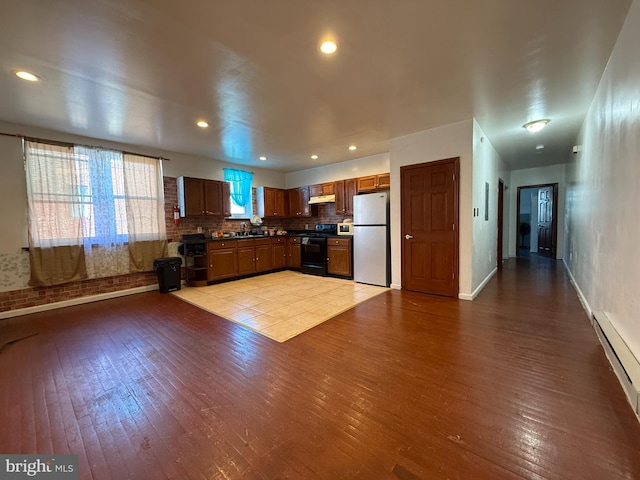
400;157;460;296
497;179;505;269
515;183;558;258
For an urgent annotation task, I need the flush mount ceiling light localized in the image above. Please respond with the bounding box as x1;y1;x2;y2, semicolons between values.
523;119;550;133
320;40;337;54
310;154;318;160
14;70;40;82
196;120;209;128
536;144;545;150
258;156;267;161
348;145;357;151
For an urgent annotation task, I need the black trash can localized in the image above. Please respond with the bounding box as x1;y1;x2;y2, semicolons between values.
153;257;182;293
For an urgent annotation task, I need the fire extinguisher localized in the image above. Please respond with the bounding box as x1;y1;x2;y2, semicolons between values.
173;205;180;225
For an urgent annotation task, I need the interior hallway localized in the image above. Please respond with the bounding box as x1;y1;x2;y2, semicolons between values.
1;257;639;479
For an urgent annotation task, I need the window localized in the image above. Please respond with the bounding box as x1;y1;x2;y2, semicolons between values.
25;141;166;248
223;168;253;218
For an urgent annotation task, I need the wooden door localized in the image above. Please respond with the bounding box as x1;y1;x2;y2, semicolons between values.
401;158;459;297
537;185;555;257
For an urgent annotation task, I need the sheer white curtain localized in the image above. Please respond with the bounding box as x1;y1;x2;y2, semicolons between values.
25;141;167;285
25;141;88;285
123;153;167;271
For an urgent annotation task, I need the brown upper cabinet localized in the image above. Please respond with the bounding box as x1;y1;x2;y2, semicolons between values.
357;173;390;193
309;182;334;197
256;186;287;217
177;176;231;217
334;178;357;215
287;186;316;217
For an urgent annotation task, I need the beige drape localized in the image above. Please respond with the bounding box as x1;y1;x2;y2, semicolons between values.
123;153;167;272
28;246;88;287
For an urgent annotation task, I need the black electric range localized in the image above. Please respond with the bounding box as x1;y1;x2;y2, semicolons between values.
297;224;337;276
290;223;338;238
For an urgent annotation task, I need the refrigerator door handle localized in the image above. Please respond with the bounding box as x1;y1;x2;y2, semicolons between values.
405;234;414;240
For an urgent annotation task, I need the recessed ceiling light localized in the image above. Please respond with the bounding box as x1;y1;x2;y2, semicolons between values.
310;154;318;160
348;145;357;151
523;119;550;133
14;70;40;82
536;144;545;150
320;40;337;54
196;120;209;128
259;156;267;161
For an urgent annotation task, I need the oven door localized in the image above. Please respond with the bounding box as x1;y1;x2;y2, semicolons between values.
300;237;327;276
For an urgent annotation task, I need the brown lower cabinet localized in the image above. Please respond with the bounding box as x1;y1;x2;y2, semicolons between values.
203;235;348;283
255;239;273;273
208;240;238;281
272;237;287;270
327;238;352;277
237;239;256;276
237;238;273;275
287;237;301;269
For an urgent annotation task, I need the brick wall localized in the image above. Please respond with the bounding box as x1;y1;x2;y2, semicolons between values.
0;271;157;313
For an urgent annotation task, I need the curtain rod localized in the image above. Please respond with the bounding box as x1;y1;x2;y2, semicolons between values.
0;131;170;161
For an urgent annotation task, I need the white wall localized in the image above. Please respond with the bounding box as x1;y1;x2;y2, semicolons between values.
286;153;389;188
389;120;474;295
565;0;640;359
0;121;286;188
508;164;567;259
471;120;509;295
0;135;28;252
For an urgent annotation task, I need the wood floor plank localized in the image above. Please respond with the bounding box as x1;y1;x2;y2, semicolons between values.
1;256;640;479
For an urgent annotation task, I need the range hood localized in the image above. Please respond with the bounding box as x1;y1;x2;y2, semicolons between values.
308;194;336;204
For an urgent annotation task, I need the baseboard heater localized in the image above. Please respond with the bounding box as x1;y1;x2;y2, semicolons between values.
592;311;640;414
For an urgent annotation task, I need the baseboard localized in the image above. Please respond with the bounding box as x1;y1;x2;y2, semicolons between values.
390;283;402;290
592;311;640;415
458;267;498;301
0;284;159;320
563;260;592;318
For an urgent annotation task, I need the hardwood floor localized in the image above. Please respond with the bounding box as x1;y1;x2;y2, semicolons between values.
1;256;639;479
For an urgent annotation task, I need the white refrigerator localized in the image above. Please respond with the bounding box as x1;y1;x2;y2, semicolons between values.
353;192;390;287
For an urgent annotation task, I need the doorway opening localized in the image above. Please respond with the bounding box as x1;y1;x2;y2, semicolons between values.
516;183;558;258
497;179;505;269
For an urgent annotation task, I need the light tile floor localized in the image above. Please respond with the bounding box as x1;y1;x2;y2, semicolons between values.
171;271;388;342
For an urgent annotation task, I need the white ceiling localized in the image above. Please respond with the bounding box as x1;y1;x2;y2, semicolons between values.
0;0;632;172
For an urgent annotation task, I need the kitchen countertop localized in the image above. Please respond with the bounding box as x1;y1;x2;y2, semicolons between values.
182;233;351;243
